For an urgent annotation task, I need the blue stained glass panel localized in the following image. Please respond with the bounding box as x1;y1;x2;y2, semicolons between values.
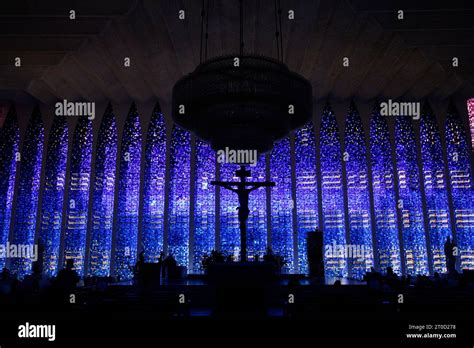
370;107;401;274
115;104;142;280
64;116;93;277
295;123;319;274
445;103;474;270
89;104;117;277
193;139;216;272
420;104;452;273
0;106;19;270
319;104;348;277
395;115;429;275
270;137;294;272
142;104;166;263
39;115;68;277
167;126;191;266
344;104;374;279
219;162;240;259
11;107;44;277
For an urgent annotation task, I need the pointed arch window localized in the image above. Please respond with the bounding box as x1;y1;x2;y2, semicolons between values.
11;107;44;277
344;104;374;278
295;123;319;274
370;107;401;274
0;106;20;270
167;126;191;266
420;104;452;273
395;116;428;275
115;104;142;280
193;139;216;271
64;116;93;276
39;115;68;277
319;104;347;277
142;104;166;263
89;104;117;277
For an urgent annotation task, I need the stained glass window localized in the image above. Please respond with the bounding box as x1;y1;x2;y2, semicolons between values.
247;155;268;261
295;123;319;274
64;116;93;277
319;104;347;277
193;139;216;272
395;115;429;275
445;102;474;270
0;105;19;270
219;162;240;259
167;126;191;266
142;103;166;263
344;103;374;279
270;137;294;272
370;106;401;274
39;115;68;277
114;103;142;280
420;103;452;273
11;106;44;278
89;104;117;277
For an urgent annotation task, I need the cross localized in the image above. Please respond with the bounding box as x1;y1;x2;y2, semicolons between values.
211;165;275;262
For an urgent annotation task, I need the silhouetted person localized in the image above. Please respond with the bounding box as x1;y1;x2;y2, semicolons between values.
1;267;10;280
444;237;456;274
56;259;79;294
158;251;165;263
134;251;146;286
163;254;178;279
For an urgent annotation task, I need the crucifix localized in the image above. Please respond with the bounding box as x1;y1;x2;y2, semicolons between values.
211;165;275;262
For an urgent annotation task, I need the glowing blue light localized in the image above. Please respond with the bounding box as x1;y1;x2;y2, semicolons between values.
193;139;216;272
445;103;474;270
0;106;19;270
219;162;240;259
89;104;117;277
270;137;294;272
11;107;44;277
142;104;166;263
114;104;142;280
247;154;268;261
295;122;319;274
395;115;429;275
420;103;452;273
167;126;191;266
319;104;348;277
370;106;401;274
39;115;68;277
64;116;93;277
344;103;374;279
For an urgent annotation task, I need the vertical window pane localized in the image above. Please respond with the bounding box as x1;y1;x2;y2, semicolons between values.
115;104;142;280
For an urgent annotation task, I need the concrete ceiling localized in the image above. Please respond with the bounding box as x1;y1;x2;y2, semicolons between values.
0;0;473;107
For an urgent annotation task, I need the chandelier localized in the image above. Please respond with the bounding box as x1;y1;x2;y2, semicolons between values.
171;0;312;154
